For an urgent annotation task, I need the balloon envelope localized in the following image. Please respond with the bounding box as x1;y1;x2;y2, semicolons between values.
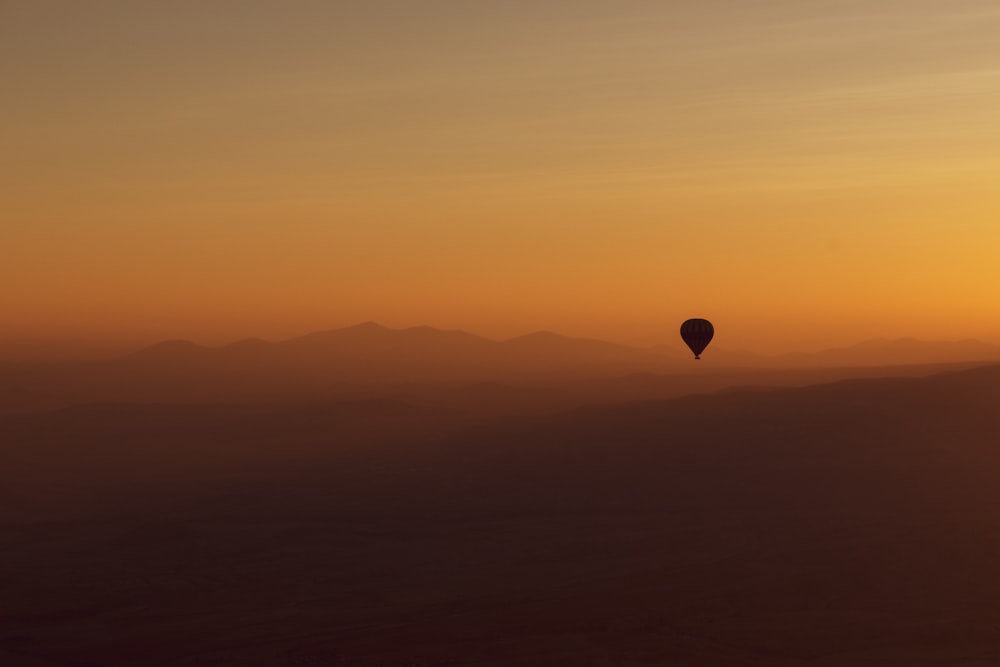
680;319;714;359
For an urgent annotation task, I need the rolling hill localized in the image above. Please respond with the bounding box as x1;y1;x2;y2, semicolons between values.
3;323;1000;416
2;365;1000;664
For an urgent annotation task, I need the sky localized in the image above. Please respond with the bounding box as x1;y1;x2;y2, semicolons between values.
3;1;999;354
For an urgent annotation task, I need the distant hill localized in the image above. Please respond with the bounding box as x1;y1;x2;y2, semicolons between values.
657;337;1000;369
131;325;1000;371
123;322;676;382
3;324;1000;415
775;337;1000;367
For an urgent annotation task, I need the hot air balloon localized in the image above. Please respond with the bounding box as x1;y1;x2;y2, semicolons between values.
680;318;714;359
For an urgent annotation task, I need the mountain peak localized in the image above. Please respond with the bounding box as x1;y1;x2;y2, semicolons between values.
342;321;388;332
127;339;209;362
505;330;566;343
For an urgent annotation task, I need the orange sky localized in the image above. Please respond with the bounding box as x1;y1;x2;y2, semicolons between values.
3;1;999;354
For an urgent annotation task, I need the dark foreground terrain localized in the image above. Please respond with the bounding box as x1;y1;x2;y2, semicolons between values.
3;365;1000;665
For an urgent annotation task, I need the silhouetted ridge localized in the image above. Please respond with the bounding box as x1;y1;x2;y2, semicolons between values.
115;324;669;385
777;337;1000;367
504;331;623;348
126;326;1000;371
223;337;270;350
7;325;999;416
285;321;393;345
126;339;210;362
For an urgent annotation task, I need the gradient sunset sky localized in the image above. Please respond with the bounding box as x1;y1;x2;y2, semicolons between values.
3;1;999;354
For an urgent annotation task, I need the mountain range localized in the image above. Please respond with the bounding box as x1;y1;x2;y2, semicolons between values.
129;323;1000;372
2;322;1000;415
